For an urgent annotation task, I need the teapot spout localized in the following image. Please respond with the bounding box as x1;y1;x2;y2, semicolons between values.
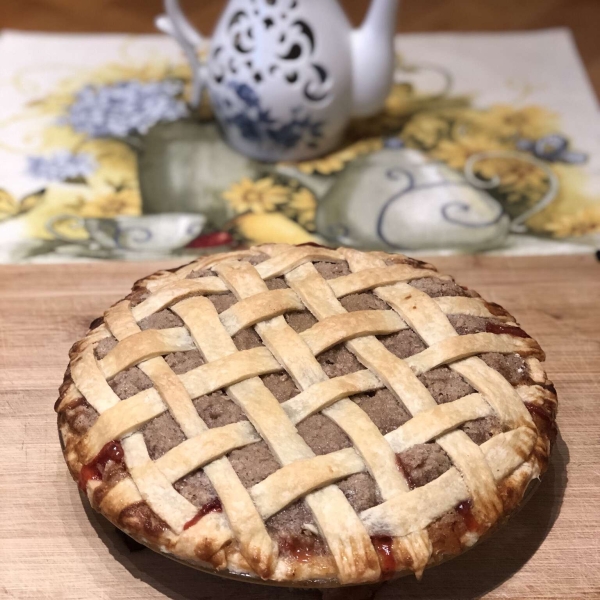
350;0;399;117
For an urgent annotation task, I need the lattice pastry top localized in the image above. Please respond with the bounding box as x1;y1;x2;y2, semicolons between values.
56;244;556;585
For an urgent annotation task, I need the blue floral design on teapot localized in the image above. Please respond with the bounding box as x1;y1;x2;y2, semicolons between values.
212;81;324;150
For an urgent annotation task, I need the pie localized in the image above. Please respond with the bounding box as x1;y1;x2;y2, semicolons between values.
55;243;556;585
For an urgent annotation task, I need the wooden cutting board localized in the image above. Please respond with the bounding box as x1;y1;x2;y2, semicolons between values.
1;254;599;600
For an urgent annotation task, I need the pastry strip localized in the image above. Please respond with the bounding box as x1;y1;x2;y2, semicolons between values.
70;347;121;413
433;296;512;321
255;246;344;280
328;265;444;298
123;433;198;533
406;332;543;375
99;328;196;379
155;422;260;483
77;388;166;463
300;310;407;356
282;370;384;424
384;393;491;452
132;278;228;321
250;448;366;520
176;297;312;463
219;288;305;335
104;301;205;437
178;347;281;399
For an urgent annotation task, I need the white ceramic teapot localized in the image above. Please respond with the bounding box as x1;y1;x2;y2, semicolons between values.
157;0;399;161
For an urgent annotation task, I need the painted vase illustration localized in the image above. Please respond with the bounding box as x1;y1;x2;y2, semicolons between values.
316;147;512;251
138;119;259;223
157;0;399;161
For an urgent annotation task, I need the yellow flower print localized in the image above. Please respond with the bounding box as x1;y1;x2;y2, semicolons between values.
288;187;316;213
296;154;346;176
0;189;46;221
283;187;317;230
522;164;600;232
292;138;383;175
23;186;140;241
84;139;138;190
402;113;452;150
222;177;290;214
468;105;559;140
0;189;45;221
0;190;19;220
542;206;600;238
384;83;417;117
40;127;139;191
474;157;550;204
81;188;141;218
23;186;89;240
41;125;87;152
431;135;508;170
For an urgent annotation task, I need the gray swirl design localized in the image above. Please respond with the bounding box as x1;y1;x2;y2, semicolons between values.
441;200;505;228
116;226;153;249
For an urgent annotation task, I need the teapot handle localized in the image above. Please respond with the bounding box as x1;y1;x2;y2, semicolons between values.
156;0;207;108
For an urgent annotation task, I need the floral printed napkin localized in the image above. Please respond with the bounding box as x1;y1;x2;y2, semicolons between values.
0;28;598;262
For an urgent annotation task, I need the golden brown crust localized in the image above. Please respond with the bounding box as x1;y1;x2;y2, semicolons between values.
55;244;556;586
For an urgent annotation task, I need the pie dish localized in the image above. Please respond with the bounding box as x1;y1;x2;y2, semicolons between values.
55;243;557;586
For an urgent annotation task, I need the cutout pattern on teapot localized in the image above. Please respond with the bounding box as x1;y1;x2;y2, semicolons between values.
209;0;333;155
210;1;331;102
158;0;398;162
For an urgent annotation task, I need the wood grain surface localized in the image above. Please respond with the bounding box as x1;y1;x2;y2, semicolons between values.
2;0;600;98
0;254;599;599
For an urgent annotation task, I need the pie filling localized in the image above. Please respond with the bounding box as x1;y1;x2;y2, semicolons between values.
77;439;124;491
183;498;223;531
60;256;545;569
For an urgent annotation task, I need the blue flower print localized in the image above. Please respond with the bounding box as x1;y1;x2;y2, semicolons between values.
63;80;188;138
27;151;97;182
